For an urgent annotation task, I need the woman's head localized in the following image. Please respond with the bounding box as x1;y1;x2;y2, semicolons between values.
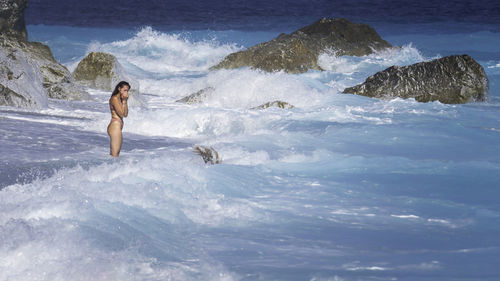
112;81;131;97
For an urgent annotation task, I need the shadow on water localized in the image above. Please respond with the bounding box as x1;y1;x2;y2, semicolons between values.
0;115;191;189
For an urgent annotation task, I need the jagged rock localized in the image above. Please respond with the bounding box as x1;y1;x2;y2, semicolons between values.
342;55;489;104
25;41;91;101
211;18;392;74
0;39;47;108
0;0;90;108
0;0;27;41
253;100;295;109
176;87;215;104
193;145;222;165
0;38;90;106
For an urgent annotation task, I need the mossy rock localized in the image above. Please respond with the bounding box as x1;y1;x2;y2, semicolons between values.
73;52;117;91
211;18;392;73
73;52;140;99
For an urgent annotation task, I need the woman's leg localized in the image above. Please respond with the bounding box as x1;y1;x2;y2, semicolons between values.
107;121;123;157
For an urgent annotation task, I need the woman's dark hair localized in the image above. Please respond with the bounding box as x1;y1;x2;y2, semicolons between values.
111;81;131;96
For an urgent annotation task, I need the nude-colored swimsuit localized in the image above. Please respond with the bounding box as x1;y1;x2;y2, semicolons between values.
110;117;123;129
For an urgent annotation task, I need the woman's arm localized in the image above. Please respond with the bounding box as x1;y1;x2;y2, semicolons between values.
122;98;128;117
111;96;128;118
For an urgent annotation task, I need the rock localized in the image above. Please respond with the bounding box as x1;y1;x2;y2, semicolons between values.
211;18;392;73
0;0;27;41
0;38;90;106
73;51;144;106
342;55;489;104
25;41;91;101
193;145;222;165
0;39;47;108
213;36;320;73
176;87;215;104
73;52;140;94
253;100;295;109
0;0;90;108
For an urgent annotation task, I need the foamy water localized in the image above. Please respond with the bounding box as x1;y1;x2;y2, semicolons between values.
1;25;500;281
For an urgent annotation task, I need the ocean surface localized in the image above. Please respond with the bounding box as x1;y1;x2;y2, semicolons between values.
1;1;500;280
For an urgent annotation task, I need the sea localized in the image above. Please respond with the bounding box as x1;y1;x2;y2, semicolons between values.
1;0;500;280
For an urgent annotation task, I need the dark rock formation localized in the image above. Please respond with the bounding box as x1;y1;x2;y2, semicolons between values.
253;101;295;109
0;0;27;40
343;55;489;104
193;145;222;165
176;87;215;104
211;18;392;73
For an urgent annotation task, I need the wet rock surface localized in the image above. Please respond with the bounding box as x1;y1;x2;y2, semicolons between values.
73;51;145;106
211;18;392;73
343;55;489;104
253;100;295;109
176;87;215;104
0;0;89;108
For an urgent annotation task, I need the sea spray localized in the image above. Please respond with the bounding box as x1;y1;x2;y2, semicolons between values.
1;19;499;280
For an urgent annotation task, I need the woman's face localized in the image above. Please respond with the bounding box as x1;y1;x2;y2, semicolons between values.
119;85;130;98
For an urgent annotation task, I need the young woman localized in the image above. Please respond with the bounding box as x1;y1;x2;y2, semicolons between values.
107;81;130;157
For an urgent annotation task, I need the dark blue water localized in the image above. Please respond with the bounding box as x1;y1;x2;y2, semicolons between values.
26;0;500;31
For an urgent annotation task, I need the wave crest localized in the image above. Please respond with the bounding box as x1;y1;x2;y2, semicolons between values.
86;26;241;74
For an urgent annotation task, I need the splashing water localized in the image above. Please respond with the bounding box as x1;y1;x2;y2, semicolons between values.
2;23;500;281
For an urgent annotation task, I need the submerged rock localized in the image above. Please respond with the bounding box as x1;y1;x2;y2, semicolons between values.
253;100;295;109
211;18;391;73
342;55;489;104
193;145;222;165
176;87;215;104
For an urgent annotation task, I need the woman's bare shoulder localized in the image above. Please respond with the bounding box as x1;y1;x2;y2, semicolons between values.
109;95;119;103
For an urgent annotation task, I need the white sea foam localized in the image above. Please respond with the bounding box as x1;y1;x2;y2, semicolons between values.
3;23;500;281
318;44;425;74
0;152;262;280
86;27;241;74
391;214;420;219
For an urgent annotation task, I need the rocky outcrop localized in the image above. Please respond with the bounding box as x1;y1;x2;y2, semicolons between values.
0;0;90;108
73;52;144;106
253;101;295;109
73;52;142;100
0;0;27;40
211;18;392;73
176;87;215;104
0;40;46;107
342;55;489;104
25;41;90;101
0;38;90;108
